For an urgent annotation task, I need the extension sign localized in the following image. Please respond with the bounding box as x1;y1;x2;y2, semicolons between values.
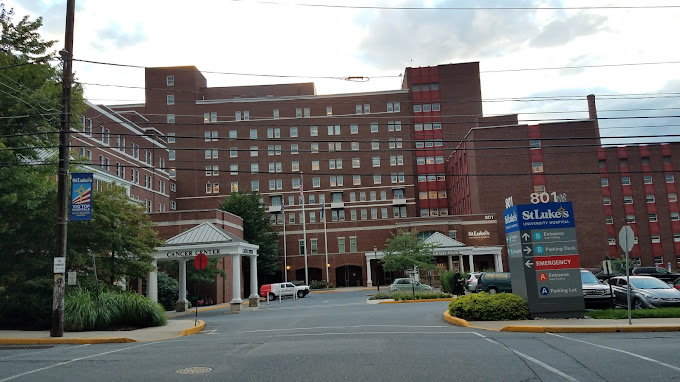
70;173;93;221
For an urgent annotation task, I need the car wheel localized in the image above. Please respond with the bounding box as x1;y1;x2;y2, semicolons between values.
487;287;497;295
633;298;646;310
297;290;305;298
269;293;276;301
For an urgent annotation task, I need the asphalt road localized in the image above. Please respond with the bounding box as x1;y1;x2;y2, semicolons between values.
2;291;680;381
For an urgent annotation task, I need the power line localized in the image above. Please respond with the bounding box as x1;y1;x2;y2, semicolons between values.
234;1;680;11
73;57;680;81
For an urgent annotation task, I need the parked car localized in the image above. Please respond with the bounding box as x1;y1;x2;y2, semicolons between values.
631;266;680;283
580;269;613;308
387;278;433;293
590;268;625;281
467;272;482;292
260;282;310;300
674;278;680;291
475;272;512;294
608;276;680;309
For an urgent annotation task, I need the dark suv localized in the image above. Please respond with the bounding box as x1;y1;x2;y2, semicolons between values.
631;267;680;283
475;272;512;294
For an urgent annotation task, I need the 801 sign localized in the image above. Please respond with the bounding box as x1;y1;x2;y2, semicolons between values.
530;191;567;204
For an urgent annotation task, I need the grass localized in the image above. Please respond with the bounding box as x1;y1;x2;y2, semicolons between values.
587;307;680;319
65;289;167;331
369;291;452;300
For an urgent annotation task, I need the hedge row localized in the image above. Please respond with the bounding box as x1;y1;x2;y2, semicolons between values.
448;292;529;321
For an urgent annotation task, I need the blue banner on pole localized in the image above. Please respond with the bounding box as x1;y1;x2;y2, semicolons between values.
70;173;93;221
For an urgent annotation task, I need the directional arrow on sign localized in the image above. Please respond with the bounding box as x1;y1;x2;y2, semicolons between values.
523;246;532;255
525;259;534;268
522;233;530;241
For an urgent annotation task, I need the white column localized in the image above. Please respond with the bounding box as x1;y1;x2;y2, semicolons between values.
495;253;503;272
447;255;453;272
366;257;373;287
468;254;475;273
147;260;158;302
249;255;258;299
177;259;188;311
231;255;242;303
458;255;464;273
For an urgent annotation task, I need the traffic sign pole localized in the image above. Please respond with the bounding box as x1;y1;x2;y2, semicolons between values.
619;226;634;325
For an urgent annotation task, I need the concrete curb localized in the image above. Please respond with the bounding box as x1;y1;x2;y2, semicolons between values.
442;311;680;333
380;298;453;304
0;337;135;345
179;320;205;336
443;310;471;327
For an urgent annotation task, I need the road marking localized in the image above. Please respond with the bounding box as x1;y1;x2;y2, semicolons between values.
262;302;364;311
236;324;455;334
548;333;680;372
1;341;159;381
483;337;580;382
263;331;478;338
0;344;89;360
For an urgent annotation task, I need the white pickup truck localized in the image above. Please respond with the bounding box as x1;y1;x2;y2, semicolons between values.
260;282;310;300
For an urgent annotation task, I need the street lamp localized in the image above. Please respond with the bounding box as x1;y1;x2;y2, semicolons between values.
373;245;380;292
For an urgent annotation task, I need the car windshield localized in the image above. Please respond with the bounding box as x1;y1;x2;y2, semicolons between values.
630;278;672;289
580;271;599;284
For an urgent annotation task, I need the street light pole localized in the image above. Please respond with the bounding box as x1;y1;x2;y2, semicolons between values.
373;246;379;292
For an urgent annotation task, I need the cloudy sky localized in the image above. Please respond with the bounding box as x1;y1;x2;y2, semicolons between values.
10;0;680;143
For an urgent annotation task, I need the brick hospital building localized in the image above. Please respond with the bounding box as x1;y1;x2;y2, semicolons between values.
76;61;680;291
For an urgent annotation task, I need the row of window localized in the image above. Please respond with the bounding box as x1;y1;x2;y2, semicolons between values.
193;102;404;124
607;233;680;245
599;156;673;168
418;190;447;200
270;206;409;225
83;148;174;194
270;189;406;207
602;192;678;205
415;140;444;148
606;212;680;224
414;123;442;131
416;156;446;165
601;174;675;186
412;83;439;92
187;139;406;160
413;103;441;113
206;173;407;194
79;118;164;169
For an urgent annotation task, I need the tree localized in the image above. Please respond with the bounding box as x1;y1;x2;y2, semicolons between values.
67;185;162;287
381;230;437;272
220;191;280;284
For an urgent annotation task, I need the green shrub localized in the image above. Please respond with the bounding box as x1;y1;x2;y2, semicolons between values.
157;272;179;311
449;292;529;321
65;289;167;331
392;291;452;300
441;271;454;293
369;291;452;300
309;280;334;289
0;277;53;330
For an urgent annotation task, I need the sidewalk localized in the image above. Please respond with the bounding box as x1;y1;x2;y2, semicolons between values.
0;319;205;345
443;311;680;333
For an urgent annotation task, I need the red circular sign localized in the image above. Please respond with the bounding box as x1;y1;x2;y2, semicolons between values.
194;253;208;270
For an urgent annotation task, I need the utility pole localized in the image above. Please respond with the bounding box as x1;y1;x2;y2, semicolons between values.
51;0;75;338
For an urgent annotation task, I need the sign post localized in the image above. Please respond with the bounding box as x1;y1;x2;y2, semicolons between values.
193;253;208;326
505;200;584;318
618;226;634;325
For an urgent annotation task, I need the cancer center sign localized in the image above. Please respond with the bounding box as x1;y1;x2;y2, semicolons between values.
504;201;584;318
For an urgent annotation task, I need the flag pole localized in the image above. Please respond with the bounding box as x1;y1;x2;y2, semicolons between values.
282;202;287;282
323;202;329;282
300;173;308;285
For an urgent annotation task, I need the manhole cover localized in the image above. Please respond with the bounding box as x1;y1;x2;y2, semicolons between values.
176;367;212;375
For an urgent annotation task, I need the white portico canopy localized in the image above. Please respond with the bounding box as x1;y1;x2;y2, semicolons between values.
424;232;503;273
148;222;259;311
364;232;503;284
